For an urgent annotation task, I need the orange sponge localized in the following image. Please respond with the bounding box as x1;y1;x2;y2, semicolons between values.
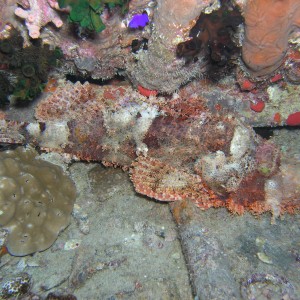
242;0;300;77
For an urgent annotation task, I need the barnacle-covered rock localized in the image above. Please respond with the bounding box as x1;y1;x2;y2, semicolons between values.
126;0;217;93
240;273;296;300
0;147;76;256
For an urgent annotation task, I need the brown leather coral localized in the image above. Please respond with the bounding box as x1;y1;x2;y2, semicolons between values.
242;0;300;77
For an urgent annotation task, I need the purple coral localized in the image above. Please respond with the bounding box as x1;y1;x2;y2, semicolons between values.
128;13;149;29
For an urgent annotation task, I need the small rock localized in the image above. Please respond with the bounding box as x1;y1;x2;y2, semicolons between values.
0;273;32;299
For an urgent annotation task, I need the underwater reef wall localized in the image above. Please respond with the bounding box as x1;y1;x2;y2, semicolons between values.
0;0;300;221
3;0;300;87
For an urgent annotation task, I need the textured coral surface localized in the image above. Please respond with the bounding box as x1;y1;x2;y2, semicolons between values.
242;0;300;77
15;0;63;38
0;147;76;256
126;0;216;93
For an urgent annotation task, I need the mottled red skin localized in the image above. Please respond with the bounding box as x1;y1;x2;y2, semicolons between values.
1;82;299;216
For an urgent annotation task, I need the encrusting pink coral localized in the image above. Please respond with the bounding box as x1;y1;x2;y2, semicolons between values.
15;0;64;38
242;0;300;77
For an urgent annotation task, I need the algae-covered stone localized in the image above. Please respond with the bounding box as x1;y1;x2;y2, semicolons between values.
0;273;32;299
0;147;76;256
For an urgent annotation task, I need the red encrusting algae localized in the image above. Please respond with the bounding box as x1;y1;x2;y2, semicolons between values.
286;111;300;126
137;85;158;97
250;100;265;112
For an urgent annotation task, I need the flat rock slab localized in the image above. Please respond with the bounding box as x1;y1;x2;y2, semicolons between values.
0;162;193;299
172;202;300;300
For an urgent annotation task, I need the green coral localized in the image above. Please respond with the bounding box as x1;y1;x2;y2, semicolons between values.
58;0;129;32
